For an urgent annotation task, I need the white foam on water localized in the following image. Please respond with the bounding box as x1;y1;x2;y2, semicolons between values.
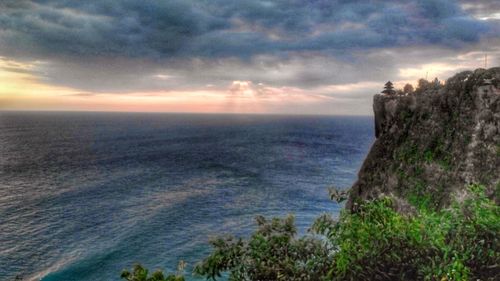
26;250;82;281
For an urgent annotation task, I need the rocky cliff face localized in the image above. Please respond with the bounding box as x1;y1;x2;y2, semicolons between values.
348;68;500;211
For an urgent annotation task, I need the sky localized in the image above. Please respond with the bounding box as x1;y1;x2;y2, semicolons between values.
0;0;499;115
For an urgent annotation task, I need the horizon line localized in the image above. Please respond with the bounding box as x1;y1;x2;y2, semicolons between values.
0;109;373;117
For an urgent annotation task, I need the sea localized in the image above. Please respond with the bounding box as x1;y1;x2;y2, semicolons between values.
0;112;374;281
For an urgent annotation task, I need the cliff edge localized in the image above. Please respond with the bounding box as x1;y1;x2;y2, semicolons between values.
348;67;500;211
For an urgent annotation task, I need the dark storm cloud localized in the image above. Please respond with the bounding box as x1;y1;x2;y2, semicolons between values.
0;0;498;92
0;0;228;59
0;0;493;59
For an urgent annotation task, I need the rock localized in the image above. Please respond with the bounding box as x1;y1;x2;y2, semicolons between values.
347;67;500;211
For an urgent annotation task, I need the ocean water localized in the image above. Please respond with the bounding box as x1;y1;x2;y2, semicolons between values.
0;112;374;281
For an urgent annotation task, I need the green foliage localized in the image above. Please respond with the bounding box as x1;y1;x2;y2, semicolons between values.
194;215;332;281
399;110;413;122
395;144;420;164
193;185;498;281
424;150;435;162
311;184;499;281
408;191;434;210
431;139;452;171
393;138;454;209
124;186;499;281
496;182;500;199
121;264;185;281
396;139;451;171
396;170;437;210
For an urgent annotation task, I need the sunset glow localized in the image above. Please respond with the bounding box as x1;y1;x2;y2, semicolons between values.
0;1;499;115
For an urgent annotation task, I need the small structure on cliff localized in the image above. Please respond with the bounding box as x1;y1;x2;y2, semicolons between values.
381;81;396;95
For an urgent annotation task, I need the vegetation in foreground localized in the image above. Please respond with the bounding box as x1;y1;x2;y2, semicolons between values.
122;184;499;281
121;263;186;281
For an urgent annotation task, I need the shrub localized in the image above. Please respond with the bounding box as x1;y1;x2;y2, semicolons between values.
194;215;332;281
311;184;499;281
123;185;499;281
121;264;185;281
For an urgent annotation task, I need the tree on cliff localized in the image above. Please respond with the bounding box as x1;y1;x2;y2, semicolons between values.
381;81;396;95
403;83;414;94
417;78;429;89
415;78;445;93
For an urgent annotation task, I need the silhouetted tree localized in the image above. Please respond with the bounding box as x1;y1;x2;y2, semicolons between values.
416;78;431;92
403;83;414;94
381;81;396;95
432;77;441;88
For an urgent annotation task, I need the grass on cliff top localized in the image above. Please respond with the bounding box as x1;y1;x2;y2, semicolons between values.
122;184;499;281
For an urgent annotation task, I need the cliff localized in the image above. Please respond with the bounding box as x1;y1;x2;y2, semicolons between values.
348;67;500;211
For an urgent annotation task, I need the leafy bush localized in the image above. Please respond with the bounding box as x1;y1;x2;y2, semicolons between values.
123;185;499;281
311;184;499;281
194;215;332;281
121;263;185;281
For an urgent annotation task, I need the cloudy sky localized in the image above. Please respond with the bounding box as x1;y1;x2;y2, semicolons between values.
0;0;499;115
